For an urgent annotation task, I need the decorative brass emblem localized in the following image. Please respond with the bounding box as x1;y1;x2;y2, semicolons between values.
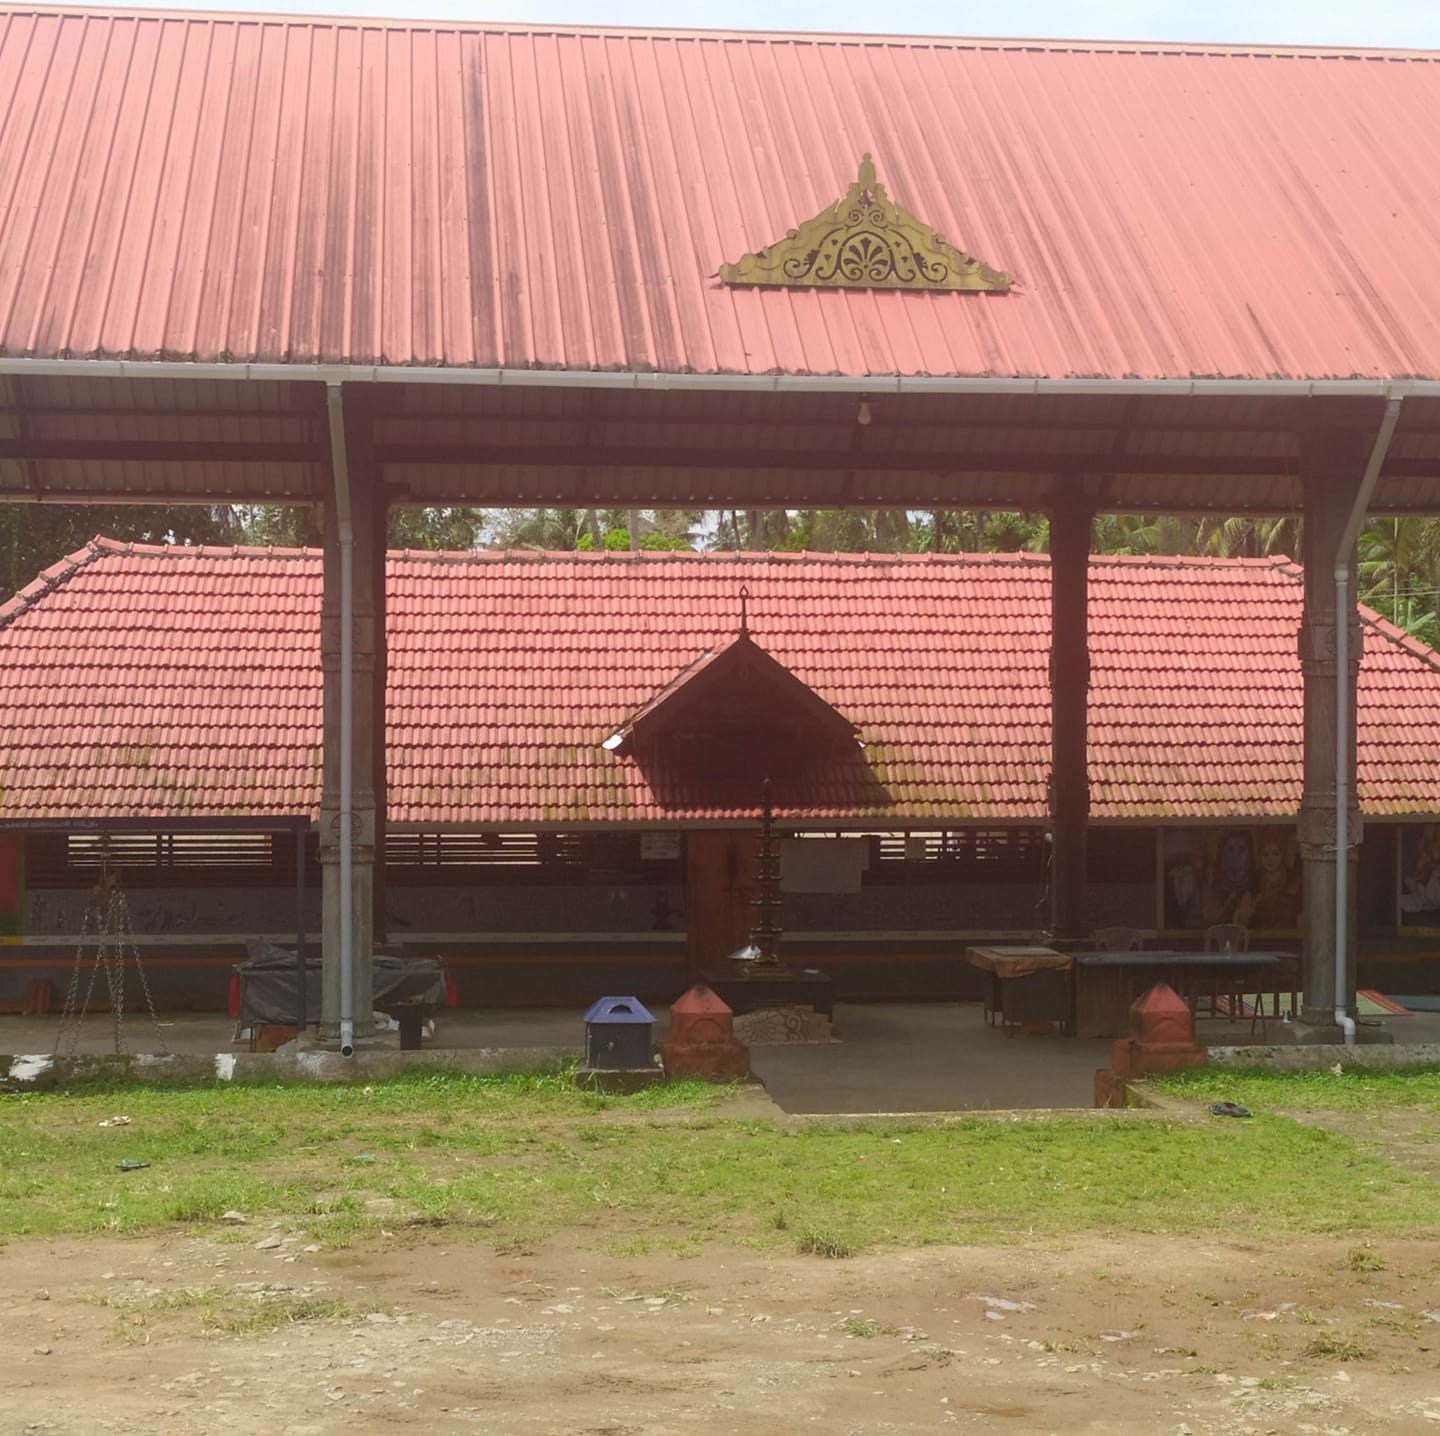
718;154;1011;292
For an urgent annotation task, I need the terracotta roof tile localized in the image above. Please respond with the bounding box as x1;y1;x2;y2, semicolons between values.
1;540;1439;826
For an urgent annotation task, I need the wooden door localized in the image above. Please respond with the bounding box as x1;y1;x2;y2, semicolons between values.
685;829;760;968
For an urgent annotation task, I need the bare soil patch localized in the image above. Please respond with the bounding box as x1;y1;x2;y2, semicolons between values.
7;1229;1440;1434
1285;1105;1440;1185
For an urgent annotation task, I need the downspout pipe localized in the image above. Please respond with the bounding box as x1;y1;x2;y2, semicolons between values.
1333;397;1403;1046
326;383;356;1058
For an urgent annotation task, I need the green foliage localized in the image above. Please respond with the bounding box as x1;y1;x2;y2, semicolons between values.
386;506;486;551
491;507;589;551
3;499;1433;646
229;504;323;549
0;504;241;599
1357;515;1440;650
506;510;697;552
928;510;1048;553
573;522;692;551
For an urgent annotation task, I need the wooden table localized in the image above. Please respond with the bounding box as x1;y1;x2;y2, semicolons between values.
699;961;835;1019
1073;951;1297;1039
964;945;1073;1035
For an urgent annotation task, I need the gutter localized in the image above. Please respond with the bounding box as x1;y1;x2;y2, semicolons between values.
0;357;1437;399
325;383;356;1058
1332;397;1404;1046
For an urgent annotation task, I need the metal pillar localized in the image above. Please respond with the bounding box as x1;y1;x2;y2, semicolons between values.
320;385;380;1042
1296;425;1366;1034
1049;496;1094;940
372;491;389;945
295;819;307;1033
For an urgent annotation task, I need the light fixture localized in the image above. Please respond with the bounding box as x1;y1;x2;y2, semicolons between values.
856;401;873;427
602;733;624;751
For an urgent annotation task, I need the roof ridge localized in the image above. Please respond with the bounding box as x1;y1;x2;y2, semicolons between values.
389;547;1056;566
390;549;1303;570
1358;602;1440;678
17;8;1440;63
0;535;330;630
0;535;108;630
1089;552;1297;569
92;536;321;560
60;539;1317;571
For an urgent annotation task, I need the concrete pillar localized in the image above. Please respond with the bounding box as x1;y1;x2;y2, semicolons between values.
1296;424;1367;1034
319;385;381;1040
1049;496;1094;940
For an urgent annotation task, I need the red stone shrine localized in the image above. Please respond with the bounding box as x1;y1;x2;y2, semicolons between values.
1094;984;1206;1108
658;985;750;1082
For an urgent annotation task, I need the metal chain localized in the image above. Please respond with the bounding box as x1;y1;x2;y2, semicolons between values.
117;884;168;1054
103;889;125;1054
55;896;102;1056
52;869;168;1057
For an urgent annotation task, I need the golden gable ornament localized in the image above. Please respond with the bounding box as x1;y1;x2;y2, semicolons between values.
719;154;1011;292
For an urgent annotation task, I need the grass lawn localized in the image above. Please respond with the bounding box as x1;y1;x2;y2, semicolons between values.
4;1067;1440;1255
1152;1064;1440;1114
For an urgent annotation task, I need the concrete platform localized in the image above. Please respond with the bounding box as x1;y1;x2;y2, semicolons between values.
7;1002;1439;1112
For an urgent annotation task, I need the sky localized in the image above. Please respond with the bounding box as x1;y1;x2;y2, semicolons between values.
102;0;1440;50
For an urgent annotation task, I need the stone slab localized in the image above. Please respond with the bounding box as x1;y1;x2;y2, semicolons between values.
2;1046;579;1089
1205;1042;1440;1069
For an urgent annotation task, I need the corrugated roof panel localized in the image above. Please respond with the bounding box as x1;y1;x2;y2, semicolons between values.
3;13;1440;377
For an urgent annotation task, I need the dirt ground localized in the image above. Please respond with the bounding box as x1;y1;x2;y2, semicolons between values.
6;1227;1440;1435
1280;1104;1440;1186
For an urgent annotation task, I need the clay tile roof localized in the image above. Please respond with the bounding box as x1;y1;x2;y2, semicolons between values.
2;538;1440;826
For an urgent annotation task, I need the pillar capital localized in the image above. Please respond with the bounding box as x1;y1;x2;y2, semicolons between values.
1296;803;1362;857
317;804;377;851
1297;620;1363;672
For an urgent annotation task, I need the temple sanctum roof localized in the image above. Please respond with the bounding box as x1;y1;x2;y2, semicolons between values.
2;539;1440;827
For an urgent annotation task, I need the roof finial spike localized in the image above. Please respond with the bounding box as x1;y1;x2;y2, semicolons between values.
739;584;749;636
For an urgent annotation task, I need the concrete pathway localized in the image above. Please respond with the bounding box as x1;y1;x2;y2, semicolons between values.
7;1002;1438;1113
749;1003;1109;1112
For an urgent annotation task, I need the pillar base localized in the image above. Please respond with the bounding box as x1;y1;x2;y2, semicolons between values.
658;1038;751;1081
307;1026;390;1053
1289;1018;1395;1046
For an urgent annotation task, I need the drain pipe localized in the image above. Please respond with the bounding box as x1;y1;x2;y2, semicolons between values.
1333;397;1403;1047
326;382;356;1058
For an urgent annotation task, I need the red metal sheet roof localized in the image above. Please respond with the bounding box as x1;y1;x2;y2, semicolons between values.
1;11;1440;380
3;538;1440;826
